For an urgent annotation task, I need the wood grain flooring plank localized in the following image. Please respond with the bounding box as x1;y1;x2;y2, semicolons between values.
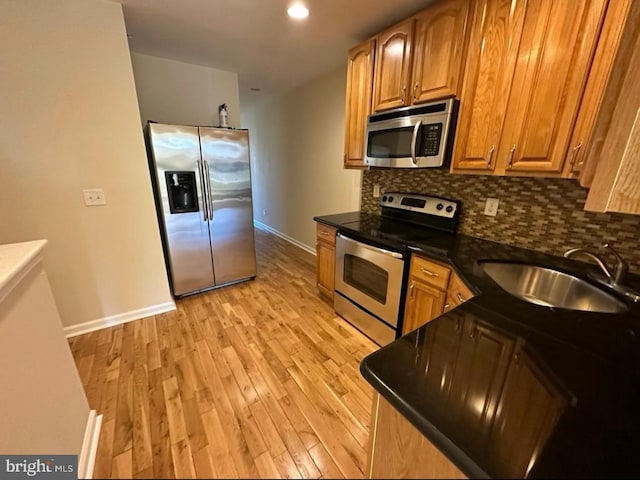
181;397;208;453
284;373;364;478
220;373;267;459
201;408;239;478
277;393;320;451
308;442;344;480
247;342;286;400
170;438;196;479
111;449;132;479
113;323;135;456
223;343;259;405
248;399;287;458
132;366;153;475
273;450;304;479
192;446;217;478
93;418;115;479
162;376;189;445
148;375;175;479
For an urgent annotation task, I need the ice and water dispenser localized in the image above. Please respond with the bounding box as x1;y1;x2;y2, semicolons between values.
165;171;198;214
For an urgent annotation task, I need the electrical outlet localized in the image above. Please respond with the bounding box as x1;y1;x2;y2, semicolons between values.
484;198;499;216
83;189;106;206
373;183;381;198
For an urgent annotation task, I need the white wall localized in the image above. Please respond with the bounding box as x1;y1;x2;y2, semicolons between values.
242;67;361;250
0;0;173;328
131;52;241;128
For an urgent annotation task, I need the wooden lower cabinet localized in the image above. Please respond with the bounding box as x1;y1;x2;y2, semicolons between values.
404;280;447;334
402;254;473;334
367;394;466;479
316;223;337;298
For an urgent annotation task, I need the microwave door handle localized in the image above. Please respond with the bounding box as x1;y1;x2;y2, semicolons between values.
411;120;422;166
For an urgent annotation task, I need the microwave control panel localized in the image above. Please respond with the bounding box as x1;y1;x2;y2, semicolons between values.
420;123;442;156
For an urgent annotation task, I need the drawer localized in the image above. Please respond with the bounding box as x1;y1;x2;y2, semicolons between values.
316;222;337;245
410;255;451;290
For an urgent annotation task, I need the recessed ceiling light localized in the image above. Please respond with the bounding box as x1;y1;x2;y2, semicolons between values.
287;3;309;19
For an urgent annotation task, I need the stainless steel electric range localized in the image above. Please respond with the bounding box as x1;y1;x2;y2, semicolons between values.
333;192;461;346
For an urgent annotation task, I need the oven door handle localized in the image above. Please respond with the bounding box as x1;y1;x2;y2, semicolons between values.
410;120;422;166
337;234;404;259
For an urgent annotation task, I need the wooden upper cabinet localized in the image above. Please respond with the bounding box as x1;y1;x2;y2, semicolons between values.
563;0;635;180
411;0;471;104
499;0;608;174
584;0;640;214
344;39;375;168
372;19;414;112
451;0;524;171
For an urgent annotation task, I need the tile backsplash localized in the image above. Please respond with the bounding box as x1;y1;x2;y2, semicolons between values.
361;169;640;273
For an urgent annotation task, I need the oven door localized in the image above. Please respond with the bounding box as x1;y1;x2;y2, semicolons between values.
334;234;404;327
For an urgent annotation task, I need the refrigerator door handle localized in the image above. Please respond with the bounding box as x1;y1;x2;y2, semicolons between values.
197;159;208;221
203;159;214;220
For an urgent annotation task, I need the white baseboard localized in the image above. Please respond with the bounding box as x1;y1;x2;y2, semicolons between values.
63;301;176;338
254;220;316;255
78;410;102;479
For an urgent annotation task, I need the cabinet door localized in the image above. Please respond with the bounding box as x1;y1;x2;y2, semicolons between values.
451;0;525;171
411;0;471;104
418;312;464;412
446;319;514;441
344;39;375;168
486;344;571;477
316;241;335;298
444;272;474;312
372;19;414;112
500;0;608;173
402;280;446;334
564;0;634;180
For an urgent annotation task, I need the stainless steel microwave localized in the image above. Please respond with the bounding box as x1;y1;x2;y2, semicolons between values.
364;98;458;168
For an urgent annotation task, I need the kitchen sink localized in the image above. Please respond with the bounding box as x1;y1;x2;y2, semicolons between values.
479;261;628;313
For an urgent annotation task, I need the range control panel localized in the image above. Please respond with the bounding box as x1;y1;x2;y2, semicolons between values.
379;192;458;219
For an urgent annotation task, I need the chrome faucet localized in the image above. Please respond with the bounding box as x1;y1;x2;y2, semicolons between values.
564;243;629;285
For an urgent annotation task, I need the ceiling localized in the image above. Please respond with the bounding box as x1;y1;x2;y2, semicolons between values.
113;0;434;100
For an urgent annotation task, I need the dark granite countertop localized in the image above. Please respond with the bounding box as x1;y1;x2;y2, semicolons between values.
315;212;640;478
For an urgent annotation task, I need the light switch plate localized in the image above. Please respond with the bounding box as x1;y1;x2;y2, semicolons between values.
83;189;106;206
484;198;499;216
373;183;381;198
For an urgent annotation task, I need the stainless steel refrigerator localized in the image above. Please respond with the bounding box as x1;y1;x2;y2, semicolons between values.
145;123;256;296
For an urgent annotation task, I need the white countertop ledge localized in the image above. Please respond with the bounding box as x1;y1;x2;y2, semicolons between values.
0;240;48;303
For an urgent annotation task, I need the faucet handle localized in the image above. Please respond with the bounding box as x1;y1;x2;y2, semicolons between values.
601;243;629;284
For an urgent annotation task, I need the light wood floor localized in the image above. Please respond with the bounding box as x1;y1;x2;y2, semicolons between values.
69;228;378;479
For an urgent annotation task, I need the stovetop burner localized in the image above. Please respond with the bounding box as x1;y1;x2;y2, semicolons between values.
336;192;461;254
